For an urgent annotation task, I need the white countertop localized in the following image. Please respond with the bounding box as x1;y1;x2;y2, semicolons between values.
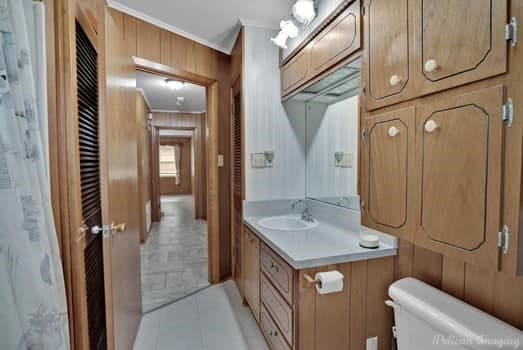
243;215;398;270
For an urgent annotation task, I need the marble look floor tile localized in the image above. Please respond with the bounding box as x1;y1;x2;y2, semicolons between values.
140;195;209;311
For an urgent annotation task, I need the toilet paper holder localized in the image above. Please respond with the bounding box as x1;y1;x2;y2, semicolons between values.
303;273;322;287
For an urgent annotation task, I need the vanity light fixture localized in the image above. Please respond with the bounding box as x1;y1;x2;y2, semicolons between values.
292;0;316;26
271;20;299;49
165;78;184;91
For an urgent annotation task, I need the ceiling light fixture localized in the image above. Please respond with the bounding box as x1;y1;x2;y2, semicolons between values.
165;79;184;90
271;20;299;49
177;96;185;102
292;0;316;26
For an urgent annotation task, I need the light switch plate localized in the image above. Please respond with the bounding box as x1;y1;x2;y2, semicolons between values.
366;337;378;350
335;153;353;168
217;155;224;167
251;153;266;168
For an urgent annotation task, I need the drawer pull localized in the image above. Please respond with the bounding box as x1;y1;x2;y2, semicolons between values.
269;330;279;337
388;126;400;137
270;261;279;272
389;75;402;86
424;120;439;133
424;59;439;72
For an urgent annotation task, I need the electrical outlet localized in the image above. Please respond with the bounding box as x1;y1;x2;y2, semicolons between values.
366;337;378;350
217;155;224;167
335;153;353;168
251;153;266;168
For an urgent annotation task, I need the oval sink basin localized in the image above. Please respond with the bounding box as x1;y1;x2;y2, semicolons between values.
257;216;318;231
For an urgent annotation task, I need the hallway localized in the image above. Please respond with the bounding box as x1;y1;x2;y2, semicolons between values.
140;195;209;312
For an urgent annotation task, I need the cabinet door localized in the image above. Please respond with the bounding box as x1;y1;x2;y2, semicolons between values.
363;0;412;110
309;0;361;76
243;228;260;321
281;47;310;97
415;0;507;95
361;107;416;241
415;86;504;270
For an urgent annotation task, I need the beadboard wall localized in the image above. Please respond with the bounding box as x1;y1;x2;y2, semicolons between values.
243;26;306;201
306;96;359;200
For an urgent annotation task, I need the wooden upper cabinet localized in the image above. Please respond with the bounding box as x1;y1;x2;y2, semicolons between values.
415;86;504;271
361;107;416;241
281;0;362;98
309;1;361;76
281;47;310;97
363;0;411;109
415;0;508;94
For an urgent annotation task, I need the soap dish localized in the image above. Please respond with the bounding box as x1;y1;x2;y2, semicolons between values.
359;234;379;249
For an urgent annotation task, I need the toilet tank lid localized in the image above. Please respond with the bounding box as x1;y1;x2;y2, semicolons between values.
389;278;522;344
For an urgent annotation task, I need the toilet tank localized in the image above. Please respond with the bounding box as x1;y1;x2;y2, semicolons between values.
387;278;523;350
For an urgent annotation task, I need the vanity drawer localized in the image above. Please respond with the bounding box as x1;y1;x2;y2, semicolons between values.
260;304;292;350
261;273;294;346
261;244;294;305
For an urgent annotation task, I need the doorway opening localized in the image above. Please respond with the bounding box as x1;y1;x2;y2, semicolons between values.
136;70;210;312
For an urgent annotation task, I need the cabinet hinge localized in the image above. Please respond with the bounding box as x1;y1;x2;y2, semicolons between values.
361;127;367;143
498;225;510;255
502;98;513;127
506;17;518;47
361;5;366;16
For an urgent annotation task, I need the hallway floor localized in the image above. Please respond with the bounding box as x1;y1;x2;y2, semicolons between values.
133;281;269;350
141;195;209;312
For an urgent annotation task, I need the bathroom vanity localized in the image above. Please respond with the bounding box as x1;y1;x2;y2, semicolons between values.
241;205;398;350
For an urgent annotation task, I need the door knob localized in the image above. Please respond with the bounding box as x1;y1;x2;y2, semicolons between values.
389;75;402;86
424;59;438;72
111;222;127;234
388;126;400;137
424;120;438;133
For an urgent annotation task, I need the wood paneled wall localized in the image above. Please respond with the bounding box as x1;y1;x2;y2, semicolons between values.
136;91;151;242
394;241;523;330
152;112;206;218
159;136;192;195
122;13;231;279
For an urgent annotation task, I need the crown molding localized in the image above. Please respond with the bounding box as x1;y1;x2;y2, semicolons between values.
106;0;233;54
238;18;279;31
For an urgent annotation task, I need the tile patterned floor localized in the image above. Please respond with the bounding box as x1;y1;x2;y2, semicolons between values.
141;195;210;312
133;281;269;350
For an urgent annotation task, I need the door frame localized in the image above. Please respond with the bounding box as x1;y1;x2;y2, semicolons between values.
133;57;222;285
152;126;202;220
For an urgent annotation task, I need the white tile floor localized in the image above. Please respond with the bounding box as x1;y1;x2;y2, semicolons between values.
134;280;269;350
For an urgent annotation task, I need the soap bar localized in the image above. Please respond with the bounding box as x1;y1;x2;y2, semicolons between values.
360;234;379;249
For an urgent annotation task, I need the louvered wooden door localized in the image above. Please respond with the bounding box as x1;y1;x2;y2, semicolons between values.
232;78;244;293
76;20;107;350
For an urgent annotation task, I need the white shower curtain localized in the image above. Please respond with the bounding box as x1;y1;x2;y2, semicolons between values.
0;0;70;349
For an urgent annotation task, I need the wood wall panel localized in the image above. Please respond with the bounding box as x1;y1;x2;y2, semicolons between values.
394;240;523;330
159;136;192;195
136;20;160;63
160;29;171;66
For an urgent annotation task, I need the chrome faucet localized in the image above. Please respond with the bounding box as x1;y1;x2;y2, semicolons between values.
291;200;315;223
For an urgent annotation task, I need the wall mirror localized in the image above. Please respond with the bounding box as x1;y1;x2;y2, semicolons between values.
286;58;361;209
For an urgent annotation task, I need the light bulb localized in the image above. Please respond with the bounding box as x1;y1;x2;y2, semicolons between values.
271;31;289;49
292;0;316;25
165;79;184;90
280;20;299;39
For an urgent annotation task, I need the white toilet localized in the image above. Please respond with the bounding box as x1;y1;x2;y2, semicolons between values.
386;278;523;349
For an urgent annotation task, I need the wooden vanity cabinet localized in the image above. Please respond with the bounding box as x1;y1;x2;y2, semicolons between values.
363;0;509;110
242;225;395;350
243;227;260;321
414;85;505;271
360;107;416;241
281;0;361;99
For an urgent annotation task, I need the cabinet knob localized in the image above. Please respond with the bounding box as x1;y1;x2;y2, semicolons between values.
388;126;400;137
389;75;402;86
424;120;439;133
424;59;439;72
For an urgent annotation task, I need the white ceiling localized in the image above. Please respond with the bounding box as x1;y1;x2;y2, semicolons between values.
108;0;294;53
136;70;206;112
